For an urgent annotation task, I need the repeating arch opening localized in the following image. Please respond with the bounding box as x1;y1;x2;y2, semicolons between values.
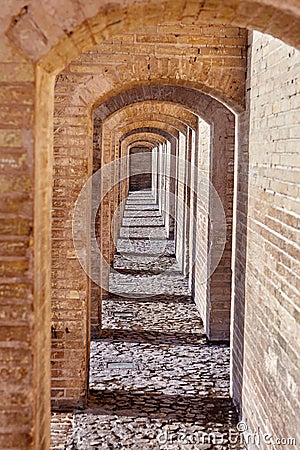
0;2;299;448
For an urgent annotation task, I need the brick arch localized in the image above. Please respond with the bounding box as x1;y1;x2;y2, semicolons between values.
95;91;233;325
89;119;179;344
93;95;200;168
98;87;235;241
121;128;177;144
94;115;184;268
124;132;171;194
128;141;159;149
5;0;298;66
115;120;183;138
94;84;234;126
102;101;198;132
120;129;177;198
96;111;186;269
120;128;177;228
123;133;167;146
97;97;234;330
51;81;231;418
121;131;172;193
48;2;300;120
97;102;194;271
51;80;234;441
93;98;198;275
57;30;247;115
46;39;243;430
96;92;234;279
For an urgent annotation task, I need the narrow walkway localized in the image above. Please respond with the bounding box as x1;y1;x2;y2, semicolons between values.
51;190;245;449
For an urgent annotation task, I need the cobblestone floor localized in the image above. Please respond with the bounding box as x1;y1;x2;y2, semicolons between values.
51;190;245;449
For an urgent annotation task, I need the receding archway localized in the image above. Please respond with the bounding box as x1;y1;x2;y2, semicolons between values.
1;1;300;447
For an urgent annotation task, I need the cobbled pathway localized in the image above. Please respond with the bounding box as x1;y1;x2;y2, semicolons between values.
51;190;245;449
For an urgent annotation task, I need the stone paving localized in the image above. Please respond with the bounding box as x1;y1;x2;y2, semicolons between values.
51;190;245;449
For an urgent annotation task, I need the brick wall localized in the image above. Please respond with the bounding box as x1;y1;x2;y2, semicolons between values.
51;96;92;409
194;119;211;326
188;128;197;290
175;132;188;272
232;31;300;447
0;62;52;448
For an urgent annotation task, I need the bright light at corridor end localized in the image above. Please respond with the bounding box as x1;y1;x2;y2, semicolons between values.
72;153;226;297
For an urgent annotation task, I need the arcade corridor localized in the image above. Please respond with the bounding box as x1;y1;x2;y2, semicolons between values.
0;2;299;449
51;190;245;449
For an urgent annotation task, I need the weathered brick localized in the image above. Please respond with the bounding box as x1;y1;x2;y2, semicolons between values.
0;3;299;449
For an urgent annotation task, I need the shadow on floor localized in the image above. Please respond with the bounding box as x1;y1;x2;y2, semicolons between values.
86;389;238;424
111;268;175;276
93;329;207;346
106;293;194;304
